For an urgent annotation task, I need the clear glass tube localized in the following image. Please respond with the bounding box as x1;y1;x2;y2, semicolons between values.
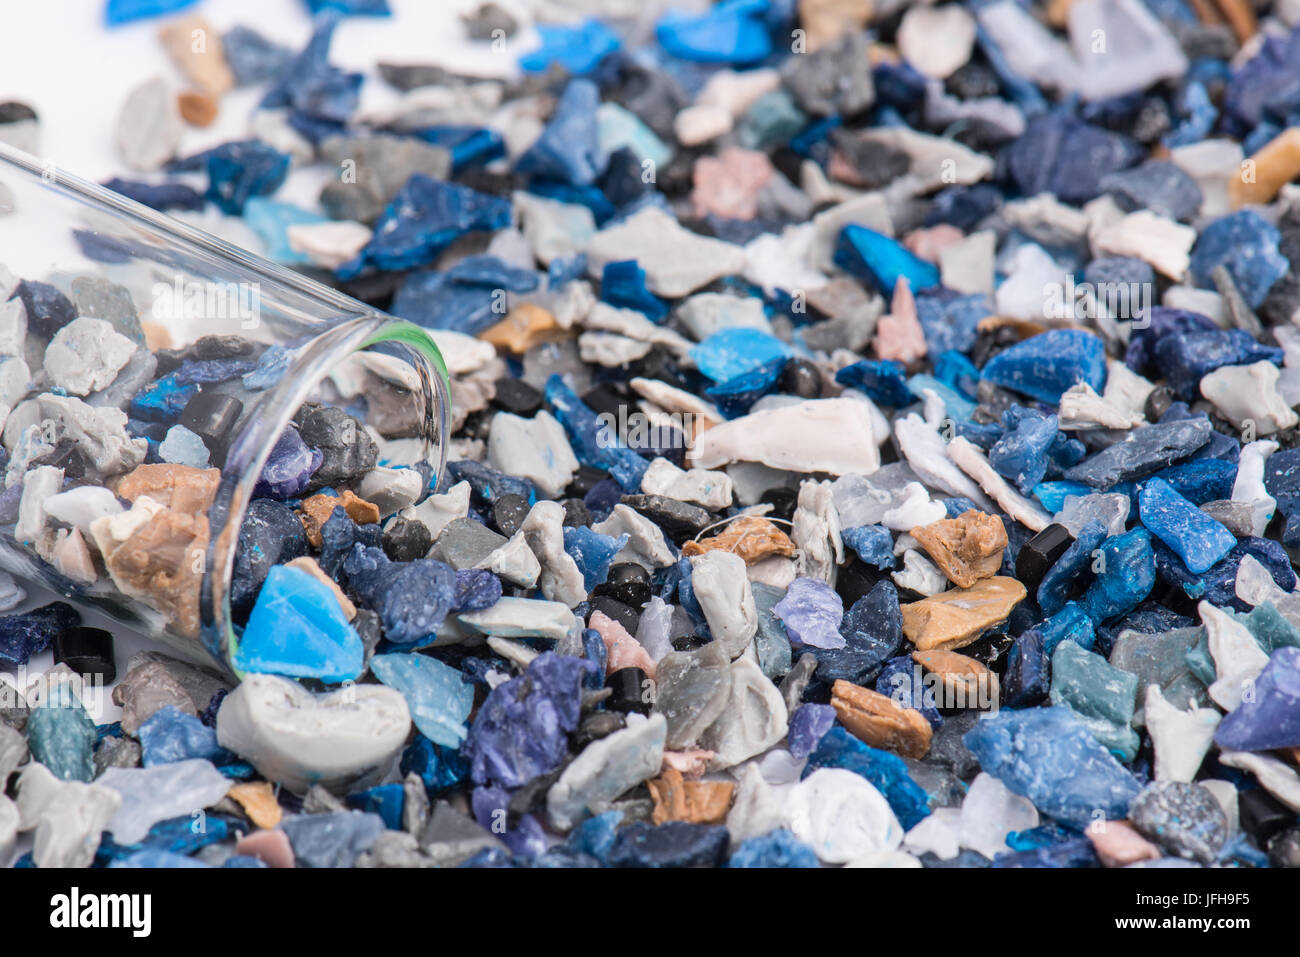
0;142;451;674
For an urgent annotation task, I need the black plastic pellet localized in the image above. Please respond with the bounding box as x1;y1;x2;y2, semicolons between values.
180;390;244;464
491;376;543;416
566;465;612;499
1015;523;1074;592
1240;789;1295;847
605;667;651;715
52;626;116;683
779;358;823;399
590;595;639;635
491;493;531;537
597;563;651;608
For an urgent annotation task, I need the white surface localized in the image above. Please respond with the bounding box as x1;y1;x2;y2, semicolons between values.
0;0;532;185
0;0;536;708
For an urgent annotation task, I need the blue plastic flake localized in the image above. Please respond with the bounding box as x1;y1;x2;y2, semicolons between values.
1137;476;1236;574
601;260;669;321
371;653;474;748
803;727;931;830
690;327;791;383
833;225;941;295
545;375;648;492
401;736;469;795
563;526;630;592
356;552;457;645
1163;80;1217;149
1139;458;1238;507
1038;601;1097;656
916;292;991;357
391;271;498;336
1064;418;1215;489
933;350;981;398
315;509;381;580
964;706;1142;830
705;357;788;417
339;174;511;278
95;814;234;866
453;568;503;613
519;19;621;75
201;140;291;215
1038;520;1108;616
110;850;211;868
243;345;294;391
130;372;197;423
982;329;1108;404
281;811;386;868
440;465;530;512
565;809;623;864
989;407;1061;494
816;580;904;686
549;253;588;287
410;126;506;172
105;0;198;26
993;838;1100;869
103;177;204;212
656;0;773;64
73;230;135;265
1266;445;1300;514
1154;328;1284;398
8;279;75;339
233;564;364;683
138;705;227;767
243;198;328;264
1005;114;1144;205
254;426;322;499
607;821;730;868
841;524;897;569
1215;646;1300;751
346;783;404;830
260;10;362;124
1125;306;1217;375
305;0;391;15
173;358;259;386
835;359;912;406
1189;210;1289;308
287;110;348;146
581;628;608;690
908;374;979;422
728;829;820;868
786;703;836;759
0;602;80;667
223;26;294;86
26;681;97;782
1004;628;1050;707
464;652;588;788
392;256;538;335
446;254;540;293
473;787;548;858
1100;160;1202;223
1158;536;1295;608
1223;26;1300;133
773;577;845;650
1083;527;1157;623
517;79;608;187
